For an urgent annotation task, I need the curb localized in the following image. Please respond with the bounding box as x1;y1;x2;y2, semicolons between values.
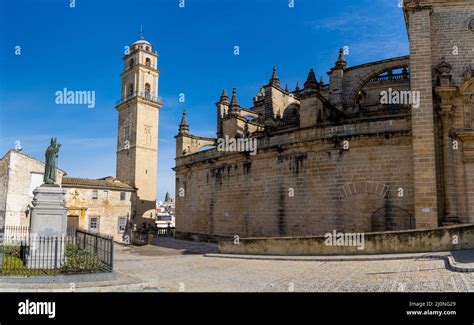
0;271;117;284
0;281;154;292
447;255;474;272
204;252;451;262
204;251;474;272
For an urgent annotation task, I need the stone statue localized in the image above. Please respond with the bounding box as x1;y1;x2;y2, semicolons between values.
43;137;61;184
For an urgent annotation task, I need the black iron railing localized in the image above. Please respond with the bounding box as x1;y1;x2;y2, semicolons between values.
157;227;175;237
75;229;114;272
0;229;114;275
129;226;175;245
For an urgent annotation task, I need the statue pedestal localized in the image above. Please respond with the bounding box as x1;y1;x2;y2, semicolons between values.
28;185;68;269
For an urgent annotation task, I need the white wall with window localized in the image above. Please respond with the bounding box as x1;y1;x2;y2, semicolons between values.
118;216;127;233
89;215;100;233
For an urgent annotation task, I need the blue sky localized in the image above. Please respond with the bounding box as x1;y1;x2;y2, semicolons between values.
0;0;408;200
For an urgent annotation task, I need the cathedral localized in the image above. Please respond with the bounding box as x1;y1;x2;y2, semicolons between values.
174;0;474;241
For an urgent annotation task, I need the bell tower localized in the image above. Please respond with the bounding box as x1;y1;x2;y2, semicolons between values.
116;33;162;224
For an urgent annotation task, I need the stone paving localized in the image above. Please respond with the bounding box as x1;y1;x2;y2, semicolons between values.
0;238;473;292
111;238;474;292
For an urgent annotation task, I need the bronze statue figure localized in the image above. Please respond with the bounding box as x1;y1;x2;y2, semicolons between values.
43;137;61;184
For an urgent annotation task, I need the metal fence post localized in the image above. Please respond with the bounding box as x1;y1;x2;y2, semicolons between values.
110;239;114;272
54;237;58;269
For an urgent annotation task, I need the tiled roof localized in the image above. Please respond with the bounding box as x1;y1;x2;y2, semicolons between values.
62;177;135;191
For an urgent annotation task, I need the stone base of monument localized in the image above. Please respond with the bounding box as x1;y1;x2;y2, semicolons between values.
27;184;68;269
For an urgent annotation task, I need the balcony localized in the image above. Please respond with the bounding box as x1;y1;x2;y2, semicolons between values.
115;91;164;107
368;71;410;84
121;62;159;76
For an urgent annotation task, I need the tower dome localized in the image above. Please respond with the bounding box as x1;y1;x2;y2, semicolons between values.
132;39;151;46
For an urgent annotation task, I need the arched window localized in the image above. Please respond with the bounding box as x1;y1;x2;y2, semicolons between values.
144;83;151;99
145;58;151;67
128;83;134;96
129;59;134;68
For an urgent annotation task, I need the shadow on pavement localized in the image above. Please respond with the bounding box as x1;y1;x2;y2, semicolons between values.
117;237;219;256
451;249;474;266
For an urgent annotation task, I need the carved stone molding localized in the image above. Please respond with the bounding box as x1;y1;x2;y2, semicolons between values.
454;131;474;163
463;67;473;81
435;84;458;108
460;76;474;95
403;0;432;13
435;58;453;87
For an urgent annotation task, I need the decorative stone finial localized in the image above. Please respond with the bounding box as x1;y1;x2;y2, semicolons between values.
436;57;452;76
435;57;453;86
269;66;280;87
229;88;240;116
178;110;190;135
304;68;319;90
335;48;347;70
220;89;228;103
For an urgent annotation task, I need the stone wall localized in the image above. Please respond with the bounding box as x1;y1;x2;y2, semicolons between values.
218;224;474;255
0;157;9;229
175;115;415;240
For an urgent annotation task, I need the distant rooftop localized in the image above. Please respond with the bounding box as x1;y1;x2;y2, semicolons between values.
62;176;135;191
1;149;67;174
